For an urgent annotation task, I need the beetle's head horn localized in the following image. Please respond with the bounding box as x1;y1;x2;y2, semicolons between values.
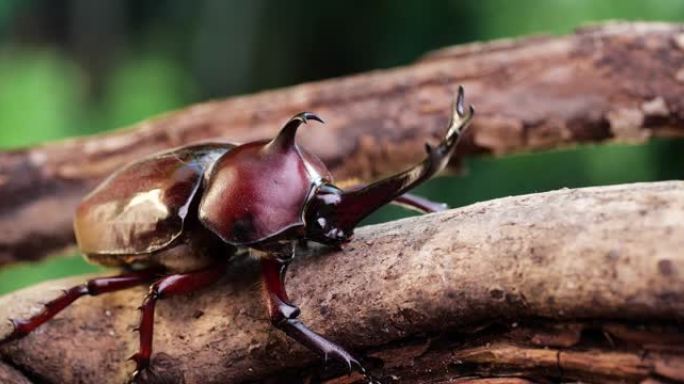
304;86;474;245
267;112;324;152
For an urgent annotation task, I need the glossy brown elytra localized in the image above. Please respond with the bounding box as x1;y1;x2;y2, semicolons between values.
1;87;474;383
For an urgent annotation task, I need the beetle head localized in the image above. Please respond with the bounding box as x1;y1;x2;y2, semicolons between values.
303;86;474;245
200;87;473;249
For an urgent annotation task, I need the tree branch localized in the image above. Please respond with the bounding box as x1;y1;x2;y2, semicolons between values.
0;361;31;384
3;21;684;265
1;181;682;383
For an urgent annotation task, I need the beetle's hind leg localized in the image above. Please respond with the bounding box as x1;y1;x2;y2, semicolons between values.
0;268;160;345
261;257;377;382
130;263;226;384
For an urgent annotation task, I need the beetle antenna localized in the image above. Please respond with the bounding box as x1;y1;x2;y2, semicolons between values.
268;112;324;151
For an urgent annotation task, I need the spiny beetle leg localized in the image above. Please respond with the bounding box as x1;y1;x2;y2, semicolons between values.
260;257;373;380
0;269;159;346
130;262;226;383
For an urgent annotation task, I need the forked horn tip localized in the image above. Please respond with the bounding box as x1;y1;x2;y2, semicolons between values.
293;112;324;125
270;112;324;150
456;86;465;116
305;112;325;124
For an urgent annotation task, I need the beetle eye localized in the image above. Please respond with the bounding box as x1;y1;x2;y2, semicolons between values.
303;183;352;245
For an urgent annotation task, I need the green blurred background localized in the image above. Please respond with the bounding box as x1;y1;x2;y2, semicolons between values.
1;0;683;294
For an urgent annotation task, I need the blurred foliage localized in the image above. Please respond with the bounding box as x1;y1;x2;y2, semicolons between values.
0;254;105;294
0;49;82;146
1;0;684;293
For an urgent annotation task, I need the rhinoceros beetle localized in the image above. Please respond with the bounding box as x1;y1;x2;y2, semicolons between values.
1;87;474;383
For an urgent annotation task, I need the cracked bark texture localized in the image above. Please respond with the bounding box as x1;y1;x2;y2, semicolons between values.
3;21;684;264
1;181;683;383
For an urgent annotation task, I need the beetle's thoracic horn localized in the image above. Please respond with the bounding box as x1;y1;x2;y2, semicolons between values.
328;86;474;232
268;112;324;151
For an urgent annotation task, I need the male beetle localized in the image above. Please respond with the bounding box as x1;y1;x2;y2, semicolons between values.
1;87;473;383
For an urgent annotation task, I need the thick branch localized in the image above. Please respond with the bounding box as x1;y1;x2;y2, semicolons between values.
1;181;682;383
3;22;684;264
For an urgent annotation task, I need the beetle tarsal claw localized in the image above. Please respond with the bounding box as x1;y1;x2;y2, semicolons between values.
129;368;147;384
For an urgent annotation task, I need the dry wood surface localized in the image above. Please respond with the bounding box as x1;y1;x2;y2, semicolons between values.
1;181;682;383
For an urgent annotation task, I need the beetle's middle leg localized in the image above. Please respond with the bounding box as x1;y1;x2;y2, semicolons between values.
130;262;225;383
261;257;371;379
392;193;448;213
0;268;159;345
344;182;448;214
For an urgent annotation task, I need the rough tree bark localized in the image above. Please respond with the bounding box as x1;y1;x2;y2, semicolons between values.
3;22;684;264
1;181;683;383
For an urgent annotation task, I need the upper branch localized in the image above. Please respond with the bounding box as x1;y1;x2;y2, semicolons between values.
3;21;684;263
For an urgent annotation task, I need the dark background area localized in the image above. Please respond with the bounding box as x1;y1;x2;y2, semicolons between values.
1;0;683;293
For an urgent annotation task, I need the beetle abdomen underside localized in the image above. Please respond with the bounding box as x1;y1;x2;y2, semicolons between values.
74;143;234;256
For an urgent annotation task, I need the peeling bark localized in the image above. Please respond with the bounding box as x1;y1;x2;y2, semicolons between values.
1;181;683;383
3;22;684;264
322;322;684;384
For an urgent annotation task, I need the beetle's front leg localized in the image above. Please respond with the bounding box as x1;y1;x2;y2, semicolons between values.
261;257;373;380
